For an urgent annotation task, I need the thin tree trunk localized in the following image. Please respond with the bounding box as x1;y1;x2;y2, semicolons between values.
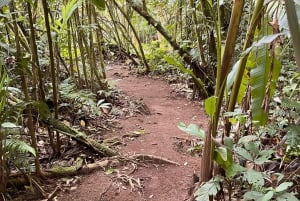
71;21;81;88
189;0;207;65
41;0;59;153
225;0;264;135
10;1;42;176
27;2;46;102
74;9;88;88
92;7;108;84
112;0;150;72
67;22;74;79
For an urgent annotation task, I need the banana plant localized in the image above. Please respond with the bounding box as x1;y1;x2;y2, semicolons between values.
181;1;292;199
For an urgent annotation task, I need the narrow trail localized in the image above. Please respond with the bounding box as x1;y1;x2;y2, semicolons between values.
58;64;208;201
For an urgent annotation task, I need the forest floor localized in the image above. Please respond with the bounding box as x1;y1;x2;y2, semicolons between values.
57;64;208;201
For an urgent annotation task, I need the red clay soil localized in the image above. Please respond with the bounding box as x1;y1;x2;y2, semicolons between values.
57;64;208;201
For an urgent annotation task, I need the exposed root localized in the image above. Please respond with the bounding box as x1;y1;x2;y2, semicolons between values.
114;170;142;191
129;154;180;166
7;153;179;195
98;180;113;201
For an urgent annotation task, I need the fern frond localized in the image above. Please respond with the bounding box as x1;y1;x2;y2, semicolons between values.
59;78;98;113
0;0;11;9
286;125;300;147
2;103;26;124
4;138;36;157
281;98;300;113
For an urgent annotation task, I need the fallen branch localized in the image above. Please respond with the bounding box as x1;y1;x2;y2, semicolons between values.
8;159;111;187
42;117;118;157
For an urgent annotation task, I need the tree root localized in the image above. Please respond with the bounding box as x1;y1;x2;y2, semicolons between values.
8;153;179;188
115;170;142;191
128;154;180;166
98;180;113;201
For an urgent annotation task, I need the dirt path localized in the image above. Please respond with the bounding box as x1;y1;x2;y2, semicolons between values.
58;64;207;201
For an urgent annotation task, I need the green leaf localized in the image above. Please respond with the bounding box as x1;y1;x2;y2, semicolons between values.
245;141;259;155
254;149;273;165
1;122;18;128
32;101;51;119
245;169;264;187
243;33;284;56
238;135;259;144
251;45;271;125
227;59;241;90
276;192;299;201
244;191;264;201
205;96;217;118
0;42;16;53
105;168;114;175
224;137;234;150
269;57;282;97
4;139;36;156
225;163;245;178
282;98;300;113
275;182;293;193
177;122;206;139
286;125;300;146
236;147;253;161
237;69;249;104
62;0;81;27
261;191;274;201
0;69;8;115
215;147;227;161
1;103;27;125
93;0;105;10
164;56;185;69
194;176;221;201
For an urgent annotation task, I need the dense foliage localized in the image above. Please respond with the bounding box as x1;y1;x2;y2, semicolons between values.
0;0;299;200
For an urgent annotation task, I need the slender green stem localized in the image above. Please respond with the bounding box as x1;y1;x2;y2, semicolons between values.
285;0;300;72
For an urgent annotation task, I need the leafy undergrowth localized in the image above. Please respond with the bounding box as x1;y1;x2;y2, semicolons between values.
3;73;155;200
179;60;300;200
